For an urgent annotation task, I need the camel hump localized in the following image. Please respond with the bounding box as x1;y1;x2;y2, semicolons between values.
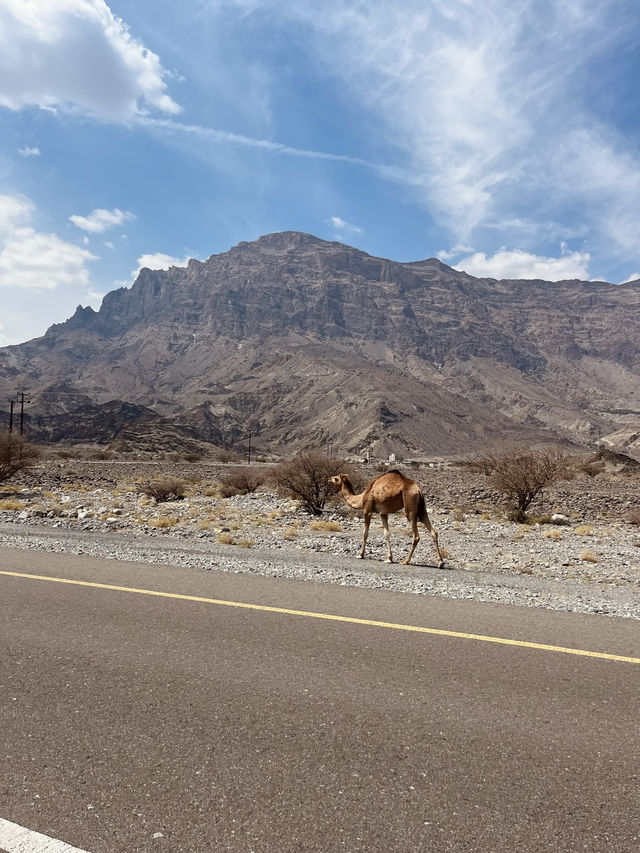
362;469;407;498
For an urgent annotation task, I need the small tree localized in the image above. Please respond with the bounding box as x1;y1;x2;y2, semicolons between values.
467;446;571;522
0;432;40;484
271;451;351;515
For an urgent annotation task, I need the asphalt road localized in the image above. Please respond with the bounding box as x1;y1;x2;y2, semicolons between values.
1;548;639;853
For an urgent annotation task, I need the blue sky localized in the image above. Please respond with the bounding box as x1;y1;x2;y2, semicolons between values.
1;0;639;345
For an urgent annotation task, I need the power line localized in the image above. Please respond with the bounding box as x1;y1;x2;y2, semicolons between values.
16;390;30;436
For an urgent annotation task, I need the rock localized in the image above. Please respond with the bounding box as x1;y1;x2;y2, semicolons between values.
551;514;571;525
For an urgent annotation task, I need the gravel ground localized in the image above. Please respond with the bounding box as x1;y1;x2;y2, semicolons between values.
1;460;639;620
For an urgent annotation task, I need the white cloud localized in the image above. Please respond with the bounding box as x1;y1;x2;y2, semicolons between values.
0;192;97;290
85;286;105;308
328;216;362;235
0;0;180;120
70;207;135;233
0;194;33;234
125;251;193;284
18;145;40;157
620;272;640;284
454;248;591;281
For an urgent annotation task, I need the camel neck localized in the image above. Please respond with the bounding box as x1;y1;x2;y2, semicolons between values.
341;480;364;509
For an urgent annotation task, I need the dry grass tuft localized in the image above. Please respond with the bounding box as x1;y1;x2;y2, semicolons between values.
216;532;235;545
152;516;180;529
0;498;24;511
579;549;599;563
542;529;562;540
575;524;594;536
310;520;342;532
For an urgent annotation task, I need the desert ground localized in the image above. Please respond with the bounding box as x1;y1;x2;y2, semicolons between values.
1;454;639;619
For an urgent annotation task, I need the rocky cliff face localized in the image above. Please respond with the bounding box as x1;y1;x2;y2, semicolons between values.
1;231;639;456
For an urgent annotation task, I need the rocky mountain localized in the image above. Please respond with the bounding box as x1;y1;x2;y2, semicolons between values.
1;231;639;457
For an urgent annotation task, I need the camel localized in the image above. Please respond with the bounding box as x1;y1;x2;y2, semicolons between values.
329;470;445;567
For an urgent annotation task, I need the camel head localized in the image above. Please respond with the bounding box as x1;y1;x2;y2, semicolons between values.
327;474;351;489
328;474;356;495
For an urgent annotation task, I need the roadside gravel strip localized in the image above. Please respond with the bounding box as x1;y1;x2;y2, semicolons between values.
1;522;638;620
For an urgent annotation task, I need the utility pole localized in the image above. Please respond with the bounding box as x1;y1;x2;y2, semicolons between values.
8;399;15;433
16;390;30;436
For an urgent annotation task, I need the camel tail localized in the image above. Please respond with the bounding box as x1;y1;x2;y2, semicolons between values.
417;492;431;527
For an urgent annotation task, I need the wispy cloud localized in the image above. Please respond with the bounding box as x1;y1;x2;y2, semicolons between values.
437;244;474;261
18;145;40;157
0;0;180;120
207;1;640;264
136;116;408;183
328;216;362;239
70;207;135;233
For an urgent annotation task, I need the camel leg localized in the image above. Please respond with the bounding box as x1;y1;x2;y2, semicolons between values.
428;522;445;568
358;511;372;559
421;517;445;568
401;514;420;565
380;514;393;563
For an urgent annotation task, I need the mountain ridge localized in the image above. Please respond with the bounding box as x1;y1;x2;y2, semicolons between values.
1;231;639;457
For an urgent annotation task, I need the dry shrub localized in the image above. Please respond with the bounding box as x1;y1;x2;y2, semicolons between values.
216;532;235;545
271;451;353;516
139;478;186;502
88;449;115;460
55;449;76;459
575;524;594;536
0;433;40;483
215;449;241;463
576;459;605;478
219;466;266;497
466;446;572;523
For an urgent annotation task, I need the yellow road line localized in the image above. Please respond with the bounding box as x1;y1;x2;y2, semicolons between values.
2;569;639;664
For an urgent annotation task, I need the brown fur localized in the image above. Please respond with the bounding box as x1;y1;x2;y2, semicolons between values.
328;471;444;567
